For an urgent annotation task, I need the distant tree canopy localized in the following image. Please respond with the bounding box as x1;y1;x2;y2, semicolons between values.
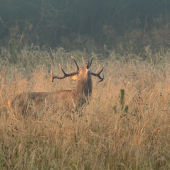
0;0;169;51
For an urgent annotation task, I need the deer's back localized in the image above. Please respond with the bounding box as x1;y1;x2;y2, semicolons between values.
9;90;86;115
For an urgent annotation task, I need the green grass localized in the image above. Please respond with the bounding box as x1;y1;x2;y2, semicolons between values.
0;47;170;169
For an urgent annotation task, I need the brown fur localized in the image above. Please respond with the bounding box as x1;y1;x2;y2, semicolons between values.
8;59;103;115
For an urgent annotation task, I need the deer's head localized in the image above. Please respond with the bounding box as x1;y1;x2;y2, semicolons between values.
51;57;104;96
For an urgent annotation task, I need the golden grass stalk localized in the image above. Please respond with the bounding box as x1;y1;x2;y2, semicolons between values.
0;47;170;169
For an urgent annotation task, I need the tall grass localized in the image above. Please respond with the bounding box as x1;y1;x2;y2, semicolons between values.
0;47;170;169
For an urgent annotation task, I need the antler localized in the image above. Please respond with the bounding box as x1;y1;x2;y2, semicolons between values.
51;57;79;82
89;57;93;67
91;67;104;82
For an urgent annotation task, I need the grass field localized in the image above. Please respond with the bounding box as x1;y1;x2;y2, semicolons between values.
0;47;170;169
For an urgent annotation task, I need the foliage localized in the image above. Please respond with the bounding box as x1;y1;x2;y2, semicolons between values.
0;0;170;54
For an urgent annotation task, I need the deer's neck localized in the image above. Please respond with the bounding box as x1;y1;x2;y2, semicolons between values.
73;78;92;98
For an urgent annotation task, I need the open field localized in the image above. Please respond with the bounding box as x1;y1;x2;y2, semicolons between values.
0;48;170;169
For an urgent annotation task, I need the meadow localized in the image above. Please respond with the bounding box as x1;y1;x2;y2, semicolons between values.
0;47;170;170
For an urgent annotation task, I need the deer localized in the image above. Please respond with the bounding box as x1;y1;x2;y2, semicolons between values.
7;57;104;116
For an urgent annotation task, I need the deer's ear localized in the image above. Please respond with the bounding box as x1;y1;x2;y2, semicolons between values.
71;75;78;80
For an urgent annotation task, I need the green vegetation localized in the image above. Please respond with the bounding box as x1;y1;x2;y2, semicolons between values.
0;0;170;55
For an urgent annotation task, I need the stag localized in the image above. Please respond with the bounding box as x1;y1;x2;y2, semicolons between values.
8;57;104;115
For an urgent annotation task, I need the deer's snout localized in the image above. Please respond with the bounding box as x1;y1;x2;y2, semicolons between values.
86;61;91;69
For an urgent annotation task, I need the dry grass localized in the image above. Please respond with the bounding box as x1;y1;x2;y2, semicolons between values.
0;48;170;170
